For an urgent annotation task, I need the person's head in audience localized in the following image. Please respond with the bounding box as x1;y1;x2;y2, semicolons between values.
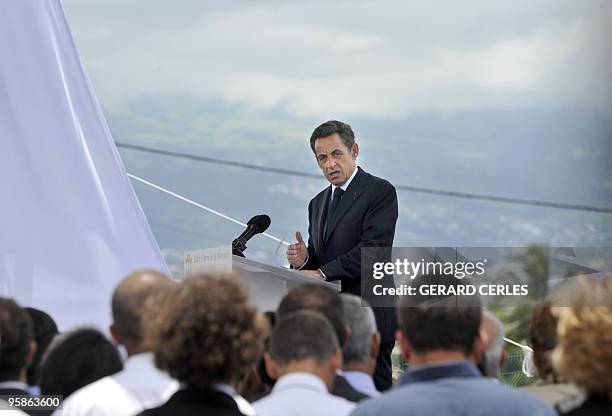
529;302;560;382
262;310;277;328
265;310;342;390
478;310;506;378
240;311;277;401
553;276;612;401
397;274;484;367
24;307;58;387
145;274;263;390
111;268;174;356
0;298;35;384
39;327;122;398
277;283;348;347
341;294;380;376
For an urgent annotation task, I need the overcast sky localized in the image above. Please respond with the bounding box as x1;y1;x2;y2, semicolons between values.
60;1;612;269
64;0;612;119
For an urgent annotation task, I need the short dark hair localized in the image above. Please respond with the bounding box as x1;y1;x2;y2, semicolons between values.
24;307;58;385
39;327;122;398
269;311;339;365
0;298;33;381
277;284;347;347
145;274;263;387
397;273;482;356
309;120;355;153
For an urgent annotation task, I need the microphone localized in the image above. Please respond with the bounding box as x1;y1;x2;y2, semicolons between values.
232;214;271;257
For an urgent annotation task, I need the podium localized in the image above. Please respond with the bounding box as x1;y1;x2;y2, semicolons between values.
231;255;339;312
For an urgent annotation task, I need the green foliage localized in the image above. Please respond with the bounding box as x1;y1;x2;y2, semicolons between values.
522;245;549;300
490;301;534;347
500;351;536;387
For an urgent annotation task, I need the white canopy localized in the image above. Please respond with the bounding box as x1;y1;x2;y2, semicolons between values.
0;0;168;330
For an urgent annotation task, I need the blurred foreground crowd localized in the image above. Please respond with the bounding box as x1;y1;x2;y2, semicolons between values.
0;270;610;416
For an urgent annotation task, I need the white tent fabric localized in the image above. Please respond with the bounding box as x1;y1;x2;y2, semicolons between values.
0;0;168;330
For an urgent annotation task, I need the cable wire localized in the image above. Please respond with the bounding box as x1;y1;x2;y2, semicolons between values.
128;173;289;246
116;141;612;214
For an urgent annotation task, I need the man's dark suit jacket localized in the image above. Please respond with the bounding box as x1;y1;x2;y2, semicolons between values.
138;388;247;416
301;166;398;342
332;374;370;402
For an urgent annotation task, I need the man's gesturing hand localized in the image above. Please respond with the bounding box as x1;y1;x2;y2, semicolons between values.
286;231;308;267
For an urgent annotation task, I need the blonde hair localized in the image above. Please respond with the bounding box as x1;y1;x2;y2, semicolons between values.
552;276;612;398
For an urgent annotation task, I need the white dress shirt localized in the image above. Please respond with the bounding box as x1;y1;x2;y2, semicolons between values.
340;371;380;397
253;372;355;416
55;352;178;416
330;165;359;200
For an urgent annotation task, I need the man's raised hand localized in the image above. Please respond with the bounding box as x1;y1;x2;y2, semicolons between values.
286;231;308;267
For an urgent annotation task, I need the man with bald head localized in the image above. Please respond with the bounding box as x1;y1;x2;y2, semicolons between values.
58;269;178;416
477;311;507;379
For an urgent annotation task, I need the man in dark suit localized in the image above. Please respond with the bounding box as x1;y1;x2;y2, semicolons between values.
287;120;398;391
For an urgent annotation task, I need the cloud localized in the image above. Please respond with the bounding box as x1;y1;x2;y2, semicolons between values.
64;0;612;118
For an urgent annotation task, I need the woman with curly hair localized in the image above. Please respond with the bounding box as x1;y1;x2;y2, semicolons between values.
138;273;265;416
553;276;612;416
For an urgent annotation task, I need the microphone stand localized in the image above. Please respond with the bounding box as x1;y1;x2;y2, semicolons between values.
232;238;247;257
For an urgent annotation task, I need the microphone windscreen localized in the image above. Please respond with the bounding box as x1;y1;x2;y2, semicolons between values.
250;214;271;233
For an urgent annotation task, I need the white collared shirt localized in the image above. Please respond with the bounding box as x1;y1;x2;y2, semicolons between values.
55;352;178;416
330;166;359;200
253;372;355;416
340;370;380;398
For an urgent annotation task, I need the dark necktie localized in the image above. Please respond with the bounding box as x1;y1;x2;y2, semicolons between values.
327;187;344;221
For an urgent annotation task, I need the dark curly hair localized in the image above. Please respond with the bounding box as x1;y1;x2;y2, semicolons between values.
145;274;264;387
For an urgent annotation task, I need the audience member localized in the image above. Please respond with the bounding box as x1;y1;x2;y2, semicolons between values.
239;311;276;402
277;284;369;402
24;307;58;394
477;310;506;379
351;274;555;416
0;298;36;402
58;269;177;416
521;302;579;406
253;311;355;416
138;274;263;416
39;328;122;399
553;276;612;415
257;311;278;389
340;294;380;397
